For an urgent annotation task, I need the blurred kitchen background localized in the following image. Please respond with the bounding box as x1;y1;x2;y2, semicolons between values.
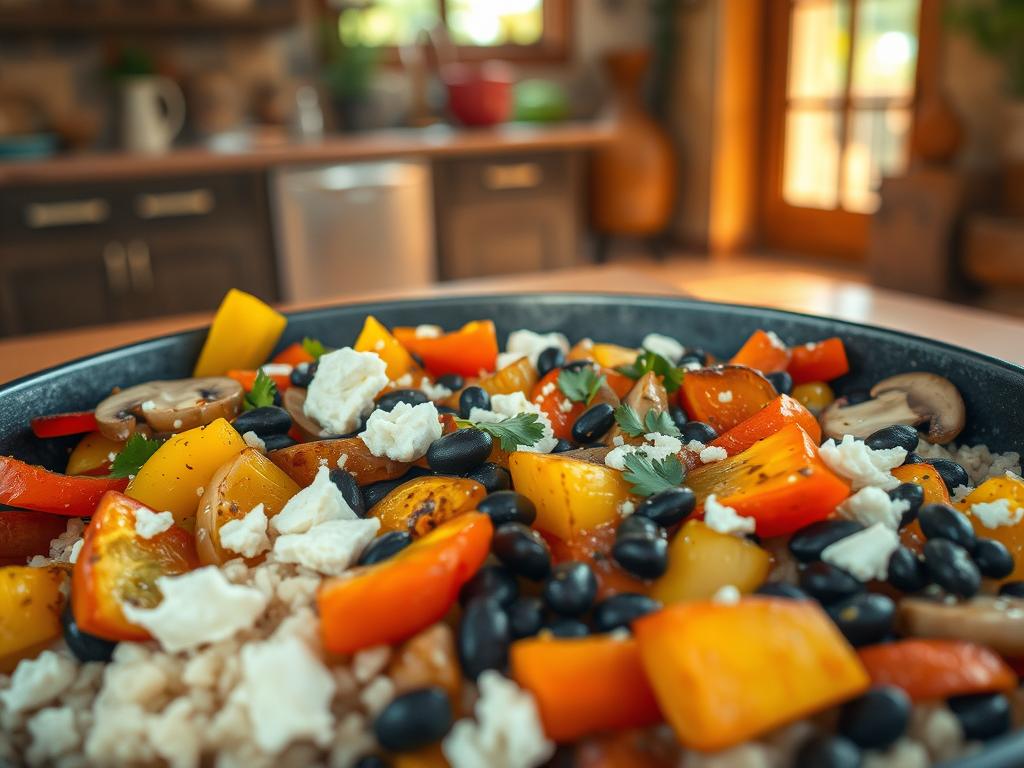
1;0;1023;338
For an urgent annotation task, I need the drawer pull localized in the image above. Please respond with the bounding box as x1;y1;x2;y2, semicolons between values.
127;240;154;293
482;162;542;191
25;198;109;228
135;189;215;219
102;242;130;297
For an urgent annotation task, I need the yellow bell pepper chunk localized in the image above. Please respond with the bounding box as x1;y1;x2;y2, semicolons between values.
193;289;287;377
591;343;641;369
126;418;246;528
0;566;67;673
960;475;1024;583
354;315;422;382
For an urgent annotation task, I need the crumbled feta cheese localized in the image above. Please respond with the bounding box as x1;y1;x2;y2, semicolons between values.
352;645;392;684
819;435;906;490
837;486;910;530
612;435;625;447
140;400;157;412
360;401;442;462
260;363;293;377
172;419;183;430
337;453;349;469
618;500;636;517
415;324;443;338
393;373;414;388
0;651;76;714
470;392;558;453
641;333;684;363
540;381;556;397
605;432;683;471
359;676;396;717
685;439;707;452
218;504;271;559
242;430;266;452
133;507;174;540
504;329;570;368
682;360;703;371
970;498;1024;529
442;671;554;768
304;347;389;435
26;706;79;761
951;484;973;503
700;446;728;464
766;330;787;350
558;398;574;414
122;567;267;653
271;465;356;535
704;494;755;535
717;390;734;403
496;352;526;370
273;518;380;576
712;585;741;605
420;379;453;401
821;522;899;582
241;634;335;753
68;539;83;564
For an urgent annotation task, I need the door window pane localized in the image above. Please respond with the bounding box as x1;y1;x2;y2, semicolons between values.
338;0;440;47
851;0;920;98
783;110;843;209
445;0;544;47
841;107;913;212
787;0;851;100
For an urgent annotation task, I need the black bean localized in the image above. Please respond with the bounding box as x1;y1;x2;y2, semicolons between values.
537;347;566;377
799;562;864;604
376;389;429;412
617;515;662;540
612;535;668;580
436;405;459;416
826;593;896;647
888;483;925;527
459;565;519;607
668;405;689;430
363;467;433;510
426;429;493;474
592;593;662;633
755;582;810;600
358;531;412;566
948;693;1011;741
458;386;490;419
571;403;616;444
290;361;317;388
789;520;864;563
561;360;593;372
543;562;597;617
973;539;1015;579
904;451;925;465
919;503;976;549
838;686;911;750
261;433;296;452
492;523;552;581
766;370;793;396
924;458;971;494
552;439;575;453
233;405;292;438
458;597;510;679
329;468;366;518
436;373;464;391
679;421;717;443
353;756;389;768
544;618;590;638
476;490;536;527
507;596;545;639
924;538;981;598
463;462;511;493
62;604;117;663
794;734;861;768
999;580;1024;598
373;687;452;751
635;487;696;528
887;547;929;592
865;424;920;453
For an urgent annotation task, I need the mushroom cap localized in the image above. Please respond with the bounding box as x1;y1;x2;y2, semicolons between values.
283;387;327;441
95;377;244;441
898;596;1024;657
820;390;921;442
871;372;966;444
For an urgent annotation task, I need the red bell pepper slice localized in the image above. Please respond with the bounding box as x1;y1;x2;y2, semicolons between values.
729;330;791;374
30;411;98;439
0;509;69;566
787;337;849;385
271;342;316;367
0;456;128;517
393;321;499;378
530;369;583;441
226;368;292;393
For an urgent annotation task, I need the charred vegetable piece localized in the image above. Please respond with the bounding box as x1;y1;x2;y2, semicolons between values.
728;329;791;374
477;357;539;399
393;320;499;378
269;436;411;487
372;476;487;537
0;457;128;518
0;566;67;673
787;338;850;385
678;365;778;434
709;394;821;457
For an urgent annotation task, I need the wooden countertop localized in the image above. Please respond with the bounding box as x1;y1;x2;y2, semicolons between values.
0;121;617;186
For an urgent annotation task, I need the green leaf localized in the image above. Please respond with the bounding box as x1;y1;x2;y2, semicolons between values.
301;337;327;360
614;404;681;439
109;433;163;479
455;413;545;452
644;409;681;437
621;452;685;497
244;370;278;411
558;366;606;405
615;351;685;394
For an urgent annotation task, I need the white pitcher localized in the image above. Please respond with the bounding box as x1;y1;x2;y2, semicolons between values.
119;76;185;155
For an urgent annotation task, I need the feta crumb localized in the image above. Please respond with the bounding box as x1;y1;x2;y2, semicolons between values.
352;645;391;684
837;486;910;530
704;494;755;535
540;382;556;397
717;390;734;403
685;439;707;452
273;517;380;576
133;507;174;540
970;497;1024;529
260;363;293;377
618;500;636;517
107;451;118;463
304;347;389;435
766;330;787;350
0;651;76;714
271;465;356;535
821;522;899;581
612;435;625;447
337;453;349;469
605;432;683;471
26;706;79;761
712;584;741;604
420;379;453;401
470;392;558;453
68;539;83;564
242;430;266;452
558;398;574;414
951;484;973;504
415;324;443;338
172;419;183;430
819;435;906;490
641;333;684;363
443;671;554;768
393;373;414;388
699;446;728;464
504;329;570;368
359;676;396;717
140;400;157;412
360;401;442;462
496;352;526;370
218;504;271;558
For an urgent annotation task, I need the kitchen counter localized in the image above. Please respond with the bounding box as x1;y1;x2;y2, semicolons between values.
0;121;617;187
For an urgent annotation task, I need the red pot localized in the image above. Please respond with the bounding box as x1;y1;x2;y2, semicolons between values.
442;62;514;127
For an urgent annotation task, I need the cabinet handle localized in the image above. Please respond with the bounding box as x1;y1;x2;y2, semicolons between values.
482;162;542;191
127;240;154;293
102;242;130;297
135;188;215;219
26;198;109;228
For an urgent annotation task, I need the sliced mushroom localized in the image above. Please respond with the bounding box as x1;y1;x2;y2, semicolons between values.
558;446;613;466
898;596;1024;656
282;387;328;442
95;377;244;441
604;371;669;447
821;372;965;444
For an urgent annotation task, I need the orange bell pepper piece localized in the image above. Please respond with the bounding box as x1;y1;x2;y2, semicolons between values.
272;341;316;367
318;512;492;654
679;365;777;434
0;456;128;518
960;476;1024;582
634;598;869;752
787;337;849;385
0;566;67;673
226;368;292;393
728;330;791;374
892;463;951;553
66;432;123;477
510;635;662;742
858;639;1017;702
0;511;68;567
394;320;499;378
354;315;424;383
710;394;821;456
687;423;850;537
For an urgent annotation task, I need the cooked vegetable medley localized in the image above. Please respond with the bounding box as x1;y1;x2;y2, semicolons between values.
3;289;1024;768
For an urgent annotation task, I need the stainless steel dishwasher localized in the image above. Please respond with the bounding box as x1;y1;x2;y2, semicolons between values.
271;160;436;302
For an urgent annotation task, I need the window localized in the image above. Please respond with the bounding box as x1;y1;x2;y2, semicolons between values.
762;0;933;257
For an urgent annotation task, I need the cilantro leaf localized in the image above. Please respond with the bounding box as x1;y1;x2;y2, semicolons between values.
614;403;646;437
455;413;545;452
558;366;606;405
244;370;278;411
643;409;681;437
621;452;685;497
302;337;327;360
615;351;685;394
109;433;163;479
614;404;682;439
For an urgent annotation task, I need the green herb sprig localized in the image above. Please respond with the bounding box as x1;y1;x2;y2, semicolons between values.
614;404;681;438
621;452;685;497
109;433;163;478
557;366;606;405
616;351;685;394
301;337;327;360
244;370;278;411
455;413;545;452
